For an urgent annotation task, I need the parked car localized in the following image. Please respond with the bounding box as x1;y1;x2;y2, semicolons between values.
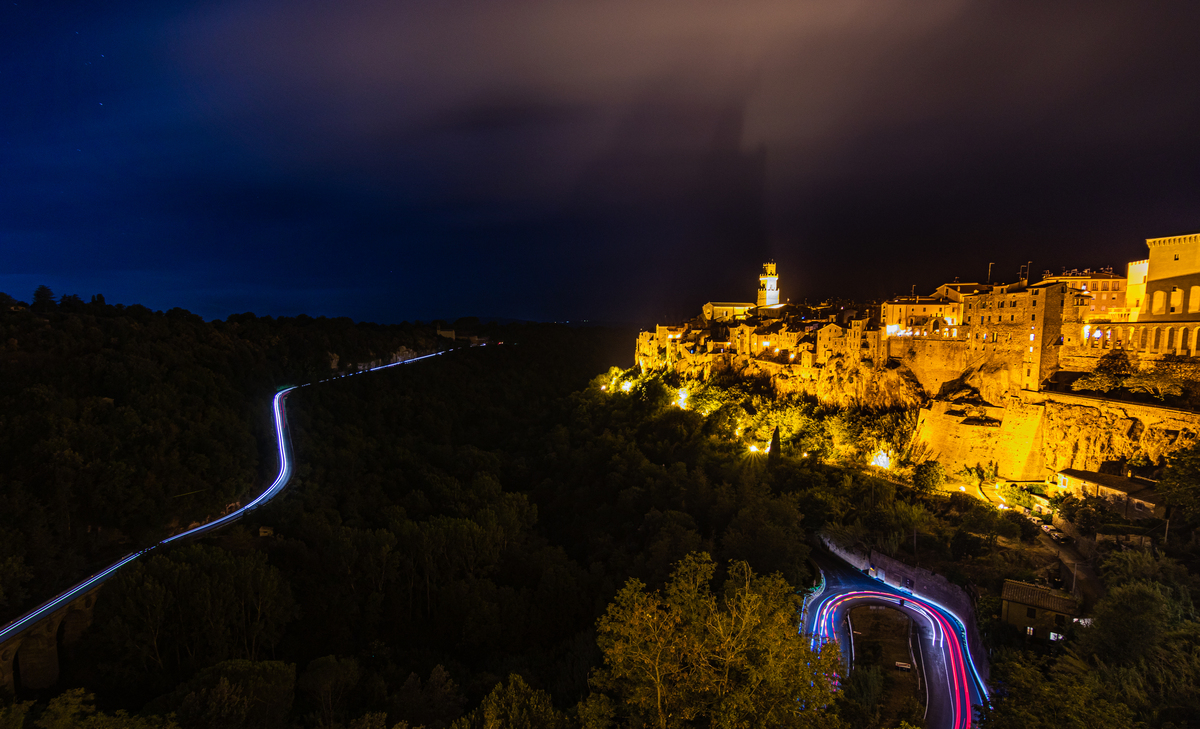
1050;532;1073;545
1040;523;1054;533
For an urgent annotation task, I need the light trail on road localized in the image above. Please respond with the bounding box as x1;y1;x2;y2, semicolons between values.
804;552;989;729
0;351;448;645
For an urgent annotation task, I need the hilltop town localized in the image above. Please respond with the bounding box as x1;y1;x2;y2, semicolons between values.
636;231;1200;510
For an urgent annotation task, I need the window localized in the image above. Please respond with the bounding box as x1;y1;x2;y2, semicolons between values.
1027;626;1035;636
1190;286;1200;313
1175;253;1180;261
1153;290;1166;314
1102;282;1109;291
1026;607;1037;619
1114;282;1120;291
1171;287;1183;313
1032;314;1036;321
1050;632;1064;641
1055;614;1065;627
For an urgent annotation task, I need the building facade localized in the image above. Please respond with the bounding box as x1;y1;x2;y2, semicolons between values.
1001;580;1078;641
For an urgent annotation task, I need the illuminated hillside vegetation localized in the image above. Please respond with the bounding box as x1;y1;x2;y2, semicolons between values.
8;327;1197;728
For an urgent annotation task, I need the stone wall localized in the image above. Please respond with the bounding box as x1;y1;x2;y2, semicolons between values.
916;389;1200;480
1032;392;1200;472
914;400;1046;480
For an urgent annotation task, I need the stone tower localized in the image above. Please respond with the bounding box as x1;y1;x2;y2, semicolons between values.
757;261;779;307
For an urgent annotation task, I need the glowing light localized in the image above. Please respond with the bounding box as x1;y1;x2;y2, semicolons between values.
621;381;632;392
676;388;688;409
789;353;796;360
871;451;891;469
959;486;966;492
749;445;759;453
802;452;809;457
775;348;780;353
600;385;606;391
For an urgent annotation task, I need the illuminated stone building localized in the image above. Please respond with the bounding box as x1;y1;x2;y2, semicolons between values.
757;261;779;307
1039;268;1126;321
1066;232;1200;356
701;302;753;323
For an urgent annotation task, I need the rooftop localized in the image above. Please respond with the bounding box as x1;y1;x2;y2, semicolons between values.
1002;580;1079;615
1058;468;1163;505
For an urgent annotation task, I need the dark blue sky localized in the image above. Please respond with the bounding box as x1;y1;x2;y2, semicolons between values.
4;0;1200;325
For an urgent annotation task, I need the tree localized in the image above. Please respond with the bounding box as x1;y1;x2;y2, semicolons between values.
450;674;565;729
978;652;1138;729
912;461;945;494
593;552;842;729
297;656;360;728
1079;582;1171;664
31;688;179;729
149;660;296;729
1157;441;1200;520
31;285;55;311
1125;371;1185;399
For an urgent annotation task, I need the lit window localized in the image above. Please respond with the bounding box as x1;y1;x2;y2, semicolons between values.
1026;626;1035;636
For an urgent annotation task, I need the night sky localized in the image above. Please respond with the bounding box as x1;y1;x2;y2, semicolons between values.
4;1;1200;325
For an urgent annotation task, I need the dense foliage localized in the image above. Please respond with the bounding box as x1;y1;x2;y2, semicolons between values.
0;289;439;621
4;297;1200;728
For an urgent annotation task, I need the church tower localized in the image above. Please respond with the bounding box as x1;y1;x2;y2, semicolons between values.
757;261;779;307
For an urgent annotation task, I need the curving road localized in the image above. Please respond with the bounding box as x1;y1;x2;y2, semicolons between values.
0;352;446;645
805;550;989;729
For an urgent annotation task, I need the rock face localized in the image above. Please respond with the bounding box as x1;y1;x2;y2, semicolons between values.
915;391;1200;480
1038;396;1198;473
709;354;925;410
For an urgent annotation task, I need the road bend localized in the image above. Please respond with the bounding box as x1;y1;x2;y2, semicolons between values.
804;550;990;729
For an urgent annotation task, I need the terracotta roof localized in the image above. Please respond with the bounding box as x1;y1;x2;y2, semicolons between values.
1059;469;1162;504
1002;580;1079;615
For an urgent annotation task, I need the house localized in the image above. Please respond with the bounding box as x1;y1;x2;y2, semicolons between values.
702;302;753;323
1056;468;1167;519
1001;580;1079;641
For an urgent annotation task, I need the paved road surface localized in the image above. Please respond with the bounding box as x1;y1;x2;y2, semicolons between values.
805;550;989;729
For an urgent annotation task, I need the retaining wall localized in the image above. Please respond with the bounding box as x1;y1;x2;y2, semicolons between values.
819;536;990;684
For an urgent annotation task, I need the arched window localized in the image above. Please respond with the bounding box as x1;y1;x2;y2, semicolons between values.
1153;328;1162;350
1167;328;1176;350
1171;287;1184;313
1153;290;1166;314
1141;328;1149;348
1190;286;1200;313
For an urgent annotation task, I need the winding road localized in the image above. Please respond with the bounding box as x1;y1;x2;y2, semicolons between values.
805;549;990;729
3;347;989;729
0;352;445;646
